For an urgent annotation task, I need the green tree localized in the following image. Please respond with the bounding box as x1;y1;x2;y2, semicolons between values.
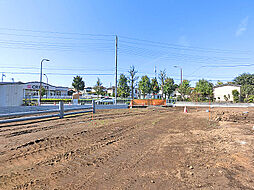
128;66;139;99
234;73;254;102
178;80;191;100
164;77;178;98
151;78;160;98
240;84;254;102
224;94;229;102
94;78;104;98
247;95;254;103
41;87;46;97
216;80;223;86
117;74;130;98
194;79;213;101
232;89;240;103
158;69;167;99
72;75;85;92
138;75;151;98
233;73;254;85
190;91;199;102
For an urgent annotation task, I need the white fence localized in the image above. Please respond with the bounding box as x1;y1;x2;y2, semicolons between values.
175;101;254;107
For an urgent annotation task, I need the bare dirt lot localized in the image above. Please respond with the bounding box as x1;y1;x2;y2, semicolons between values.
1;107;254;190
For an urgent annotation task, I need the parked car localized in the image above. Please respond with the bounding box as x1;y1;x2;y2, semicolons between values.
95;97;115;104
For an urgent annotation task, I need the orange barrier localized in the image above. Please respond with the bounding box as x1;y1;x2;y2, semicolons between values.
131;99;166;106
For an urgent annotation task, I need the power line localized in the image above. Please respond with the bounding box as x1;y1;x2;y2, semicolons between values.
118;44;251;62
2;71;114;76
0;27;252;83
0;27;115;37
119;35;251;54
0;66;116;72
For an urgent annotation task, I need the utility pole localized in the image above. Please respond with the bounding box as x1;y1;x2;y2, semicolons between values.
115;35;118;104
44;73;49;98
174;66;183;85
154;66;157;79
180;67;183;85
39;59;50;105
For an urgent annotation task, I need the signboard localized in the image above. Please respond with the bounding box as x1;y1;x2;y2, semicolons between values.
26;84;49;90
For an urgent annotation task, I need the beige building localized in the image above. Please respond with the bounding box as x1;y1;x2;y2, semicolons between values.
214;84;240;102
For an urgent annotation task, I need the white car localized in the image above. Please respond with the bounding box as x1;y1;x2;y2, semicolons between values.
95;97;115;104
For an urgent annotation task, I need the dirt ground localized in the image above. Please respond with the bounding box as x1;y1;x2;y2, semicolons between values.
1;107;254;190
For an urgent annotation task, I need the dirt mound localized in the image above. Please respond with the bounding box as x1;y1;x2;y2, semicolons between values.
212;110;250;123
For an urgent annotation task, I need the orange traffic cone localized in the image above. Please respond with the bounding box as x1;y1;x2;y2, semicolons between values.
184;106;188;113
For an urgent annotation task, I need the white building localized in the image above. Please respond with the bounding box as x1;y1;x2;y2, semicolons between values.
0;82;24;106
0;81;69;106
214;84;241;102
23;81;68;99
106;87;115;97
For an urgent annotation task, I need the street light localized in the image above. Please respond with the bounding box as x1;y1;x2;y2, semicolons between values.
44;73;49;98
43;73;48;84
174;66;183;85
39;59;50;105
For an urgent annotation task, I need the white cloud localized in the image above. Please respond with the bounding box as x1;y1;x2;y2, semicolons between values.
236;16;249;37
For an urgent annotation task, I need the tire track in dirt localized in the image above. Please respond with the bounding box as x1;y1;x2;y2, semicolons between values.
0;111;148;138
0;109;176;189
73;114;181;190
0;110;149;156
0;110;151;162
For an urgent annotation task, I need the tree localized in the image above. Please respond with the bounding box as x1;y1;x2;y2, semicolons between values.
178;80;191;100
94;78;104;98
247;95;254;103
190;90;199;102
138;75;151;98
128;66;139;99
151;78;159;98
224;95;229;101
41;87;46;97
164;77;178;98
72;75;85;92
158;69;167;99
233;73;254;86
240;84;254;101
216;80;223;86
234;73;254;102
194;79;213;101
117;74;130;98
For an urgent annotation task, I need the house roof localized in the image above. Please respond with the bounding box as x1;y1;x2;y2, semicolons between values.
214;84;241;88
0;82;24;85
24;81;68;89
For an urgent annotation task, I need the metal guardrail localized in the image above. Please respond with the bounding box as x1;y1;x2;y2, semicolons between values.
175;101;254;107
0;100;95;124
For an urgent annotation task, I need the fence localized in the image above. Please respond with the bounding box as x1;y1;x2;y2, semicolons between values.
0;100;95;124
131;99;166;106
175;101;254;107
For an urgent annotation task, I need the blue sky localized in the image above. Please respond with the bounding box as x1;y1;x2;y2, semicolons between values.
0;0;254;87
